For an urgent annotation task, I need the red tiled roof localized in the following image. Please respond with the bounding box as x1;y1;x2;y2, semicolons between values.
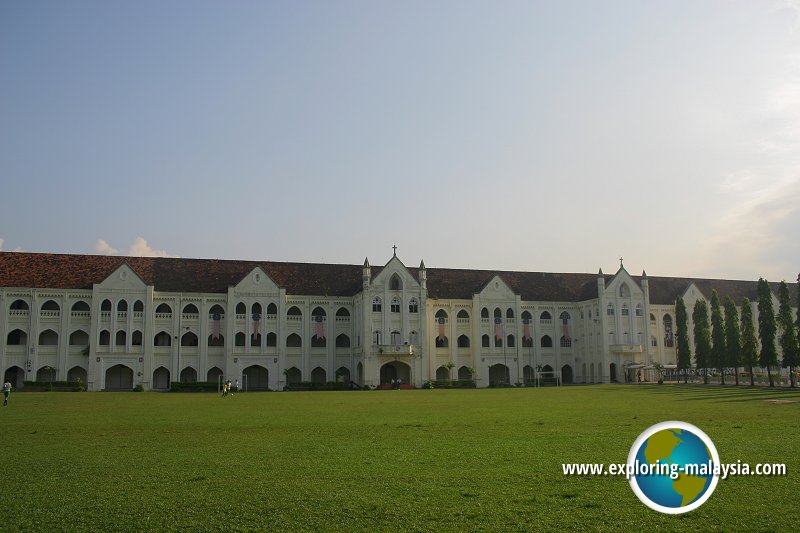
0;252;796;306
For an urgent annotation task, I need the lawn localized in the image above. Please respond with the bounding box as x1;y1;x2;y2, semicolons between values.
1;385;799;532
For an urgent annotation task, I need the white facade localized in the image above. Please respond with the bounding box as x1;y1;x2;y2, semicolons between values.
1;253;796;390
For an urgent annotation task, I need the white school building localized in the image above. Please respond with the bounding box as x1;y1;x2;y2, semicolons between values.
0;251;796;391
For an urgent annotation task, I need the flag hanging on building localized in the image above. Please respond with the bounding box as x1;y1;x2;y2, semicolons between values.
523;318;531;340
252;312;261;338
315;315;325;339
495;317;503;341
437;317;445;340
212;312;221;340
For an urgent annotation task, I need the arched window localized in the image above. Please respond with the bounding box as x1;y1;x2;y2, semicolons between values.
457;335;470;348
408;299;418;313
336;307;350;317
390;330;401;344
607;304;615;316
457;309;469;320
101;299;112;311
115;330;126;346
208;334;225;347
540;311;551;320
235;332;246;347
266;333;277;347
635;304;643;317
116;300;127;312
311;334;326;348
69;330;89;345
41;300;60;311
286;333;302;347
6;329;28;346
494;336;502;348
311;306;326;318
208;304;225;317
9;299;29;310
287;306;302;318
154;331;171;347
389;274;402;290
181;332;198;346
39;329;58;346
251;333;261;347
650;313;656;322
482;334;490;348
494;308;502;319
99;330;111;346
541;335;553;348
132;330;142;346
506;308;514;319
390;298;401;313
619;283;630;298
560;311;570;322
311;367;327;384
621;304;629;316
373;331;382;344
372;297;382;312
435;309;448;319
252;303;262;315
285;367;302;384
155;303;172;314
507;334;515;348
560;336;572;348
522;335;533;348
133;300;144;312
481;307;489;319
266;303;278;315
336;334;351;348
435;336;449;348
71;301;90;312
521;310;532;321
183;303;199;315
236;302;246;314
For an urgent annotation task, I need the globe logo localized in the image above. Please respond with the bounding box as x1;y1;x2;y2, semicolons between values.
627;421;720;514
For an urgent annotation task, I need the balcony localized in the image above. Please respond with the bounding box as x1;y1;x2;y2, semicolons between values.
609;344;644;355
375;344;415;357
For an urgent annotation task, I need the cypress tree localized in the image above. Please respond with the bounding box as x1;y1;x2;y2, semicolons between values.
741;298;759;386
757;278;778;387
778;281;799;388
693;299;711;384
710;290;726;384
724;297;741;386
675;297;692;384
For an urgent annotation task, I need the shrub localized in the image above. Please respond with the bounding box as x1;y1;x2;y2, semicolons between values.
133;384;144;392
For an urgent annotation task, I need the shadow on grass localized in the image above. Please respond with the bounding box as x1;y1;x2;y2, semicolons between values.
632;384;800;403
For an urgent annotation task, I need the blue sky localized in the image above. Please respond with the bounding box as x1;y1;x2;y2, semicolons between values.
2;1;799;282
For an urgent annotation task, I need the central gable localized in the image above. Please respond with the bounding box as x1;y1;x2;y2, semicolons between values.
95;263;148;291
603;268;643;299
233;267;279;296
370;256;419;290
478;275;516;300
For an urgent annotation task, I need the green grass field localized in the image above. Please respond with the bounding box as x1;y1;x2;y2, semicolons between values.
1;385;799;532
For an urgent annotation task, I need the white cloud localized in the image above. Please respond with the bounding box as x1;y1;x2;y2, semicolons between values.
94;237;177;258
0;239;25;252
94;239;119;255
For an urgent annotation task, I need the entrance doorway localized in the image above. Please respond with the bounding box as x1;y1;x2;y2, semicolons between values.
380;361;411;385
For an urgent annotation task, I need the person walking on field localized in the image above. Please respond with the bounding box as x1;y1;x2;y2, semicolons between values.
3;381;11;406
221;381;228;398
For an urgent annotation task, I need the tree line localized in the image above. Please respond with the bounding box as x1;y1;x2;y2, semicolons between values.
675;277;800;387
